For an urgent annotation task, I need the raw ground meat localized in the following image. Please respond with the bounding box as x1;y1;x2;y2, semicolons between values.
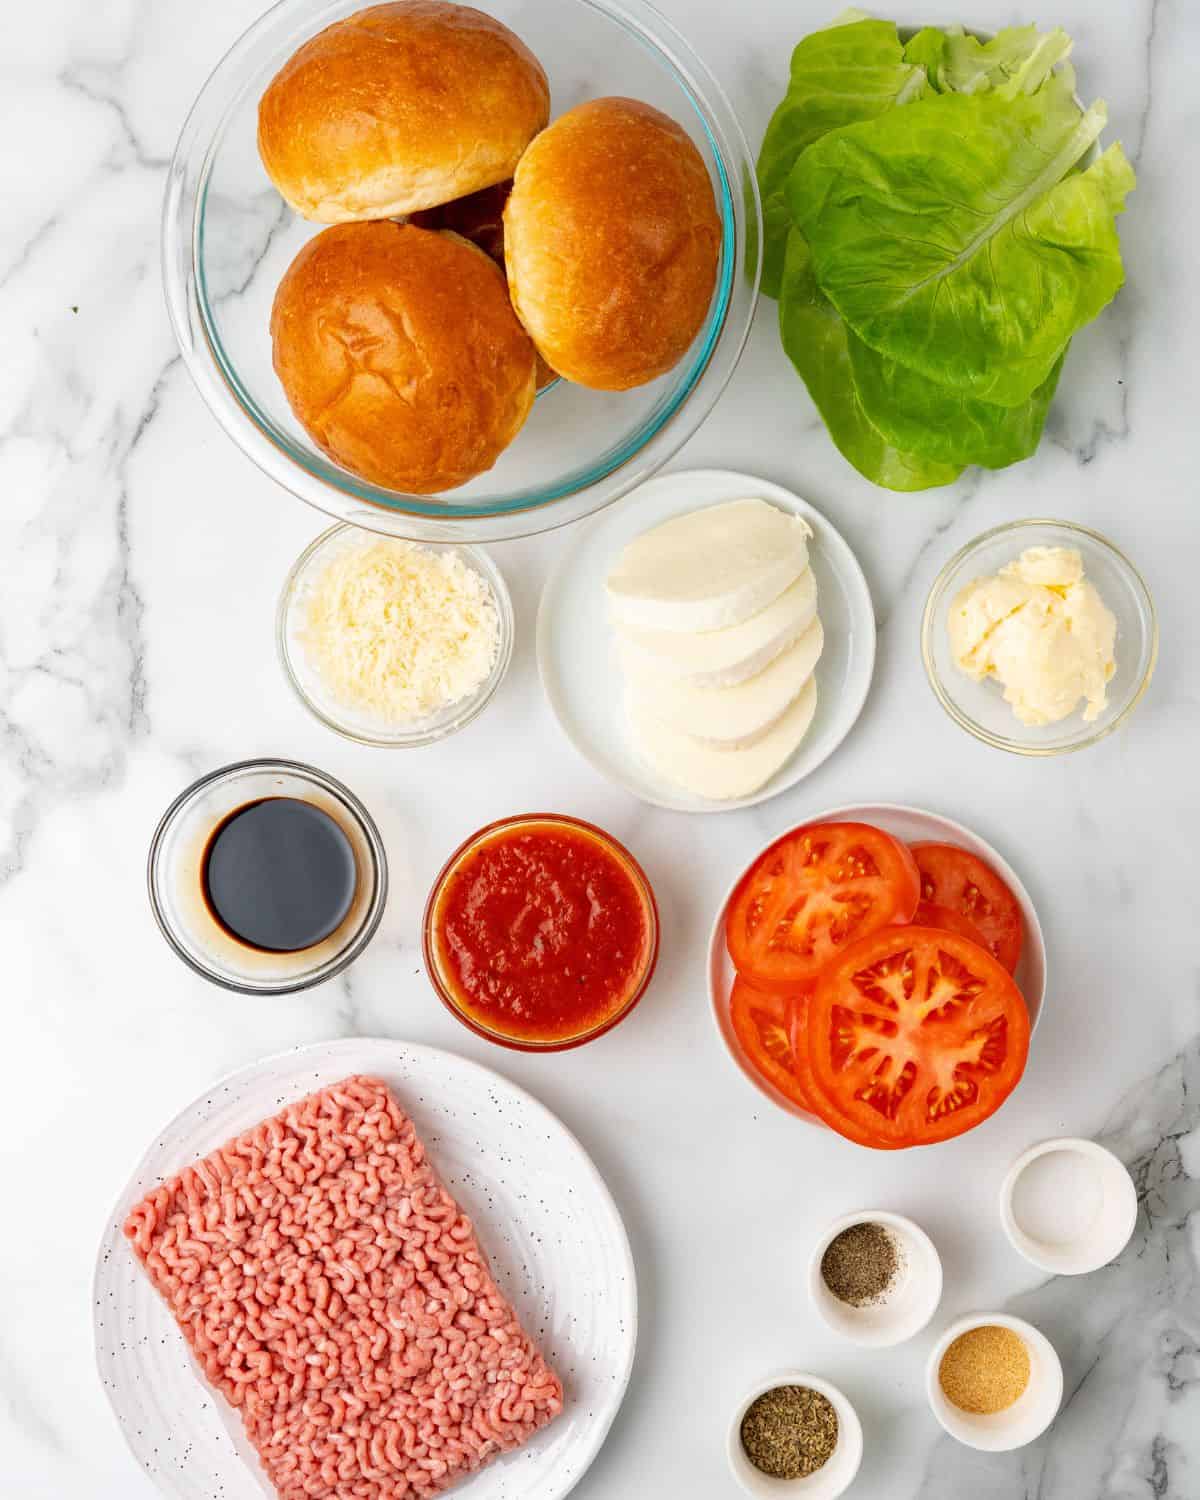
124;1075;563;1499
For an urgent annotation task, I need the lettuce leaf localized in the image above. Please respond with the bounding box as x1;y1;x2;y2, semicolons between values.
787;70;1135;405
847;334;1066;468
902;24;1072;96
778;230;962;491
755;18;928;299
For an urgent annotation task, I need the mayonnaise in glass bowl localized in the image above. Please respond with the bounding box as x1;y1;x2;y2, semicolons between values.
922;519;1157;755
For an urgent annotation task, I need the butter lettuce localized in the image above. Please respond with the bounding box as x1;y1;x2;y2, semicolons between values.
787;70;1135;405
902;24;1072;96
778;230;962;491
756;17;928;298
762;14;1135;489
846;335;1065;469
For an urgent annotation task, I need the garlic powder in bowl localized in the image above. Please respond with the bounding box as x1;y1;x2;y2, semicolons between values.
278;524;513;746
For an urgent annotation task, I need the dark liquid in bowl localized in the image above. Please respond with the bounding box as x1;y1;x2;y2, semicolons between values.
202;798;357;953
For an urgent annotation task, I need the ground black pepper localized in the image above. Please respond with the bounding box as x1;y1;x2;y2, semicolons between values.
820;1221;901;1306
739;1385;838;1479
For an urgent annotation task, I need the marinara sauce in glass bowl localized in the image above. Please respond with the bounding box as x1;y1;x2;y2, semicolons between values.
423;814;659;1051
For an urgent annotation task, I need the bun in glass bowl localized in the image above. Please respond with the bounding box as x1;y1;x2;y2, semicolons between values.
163;0;760;542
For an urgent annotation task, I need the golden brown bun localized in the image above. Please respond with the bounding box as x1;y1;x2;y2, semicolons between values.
504;97;721;391
409;182;557;391
258;2;549;223
270;222;537;493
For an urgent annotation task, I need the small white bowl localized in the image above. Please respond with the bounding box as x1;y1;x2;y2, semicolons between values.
808;1211;942;1348
728;1371;863;1499
1000;1136;1138;1275
926;1314;1062;1451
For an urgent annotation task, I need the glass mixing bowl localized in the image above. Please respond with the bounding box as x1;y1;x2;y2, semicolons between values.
162;0;760;542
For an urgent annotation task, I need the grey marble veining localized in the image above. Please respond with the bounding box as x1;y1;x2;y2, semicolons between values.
919;1041;1200;1500
1;1;1198;1498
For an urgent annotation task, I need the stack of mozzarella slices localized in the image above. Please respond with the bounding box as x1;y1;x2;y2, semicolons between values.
606;498;824;799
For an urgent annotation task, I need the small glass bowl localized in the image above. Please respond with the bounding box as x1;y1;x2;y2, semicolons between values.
423;814;660;1052
277;524;514;748
161;0;760;543
922;519;1157;755
147;758;387;994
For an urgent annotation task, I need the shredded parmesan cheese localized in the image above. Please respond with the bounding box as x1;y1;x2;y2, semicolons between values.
296;537;501;723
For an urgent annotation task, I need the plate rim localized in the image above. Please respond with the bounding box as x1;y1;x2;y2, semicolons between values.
535;467;877;813
706;802;1049;1126
93;1035;638;1500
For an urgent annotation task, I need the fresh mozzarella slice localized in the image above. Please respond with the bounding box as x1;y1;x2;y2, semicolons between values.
617;569;818;688
605;498;812;633
627;676;818;801
626;618;824;748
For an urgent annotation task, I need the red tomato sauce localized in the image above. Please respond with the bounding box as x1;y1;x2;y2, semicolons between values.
430;820;654;1045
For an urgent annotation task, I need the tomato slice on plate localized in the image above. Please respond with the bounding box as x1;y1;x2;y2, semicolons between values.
726;823;921;991
911;843;1023;973
804;927;1031;1149
730;976;814;1113
914;901;987;946
788;986;897;1149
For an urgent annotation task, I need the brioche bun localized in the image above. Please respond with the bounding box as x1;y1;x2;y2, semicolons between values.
504;97;721;391
270;221;537;493
409;183;558;391
258;2;549;223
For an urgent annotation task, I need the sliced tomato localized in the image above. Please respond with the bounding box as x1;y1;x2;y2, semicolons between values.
726;823;921;991
914;901;987;946
730;976;813;1113
911;843;1023;973
789;986;897;1149
804;927;1031;1149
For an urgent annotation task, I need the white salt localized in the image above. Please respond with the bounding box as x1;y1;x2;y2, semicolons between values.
1011;1149;1104;1246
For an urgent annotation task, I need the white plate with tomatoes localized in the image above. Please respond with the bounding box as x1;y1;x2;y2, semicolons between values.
708;805;1046;1150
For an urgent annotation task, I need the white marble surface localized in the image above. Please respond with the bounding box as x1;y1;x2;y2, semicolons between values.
3;2;1198;1497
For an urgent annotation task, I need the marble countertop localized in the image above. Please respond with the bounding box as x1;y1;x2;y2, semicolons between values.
3;1;1198;1497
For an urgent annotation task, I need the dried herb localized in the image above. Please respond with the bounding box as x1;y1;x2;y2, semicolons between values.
821;1221;901;1306
740;1384;838;1479
939;1325;1030;1414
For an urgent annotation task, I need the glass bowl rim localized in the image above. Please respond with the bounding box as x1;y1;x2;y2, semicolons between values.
422;812;661;1051
921;517;1158;756
276;524;515;747
147;756;389;994
162;0;762;539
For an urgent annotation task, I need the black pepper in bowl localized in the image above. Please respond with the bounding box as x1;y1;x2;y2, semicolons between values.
820;1221;901;1307
740;1384;838;1479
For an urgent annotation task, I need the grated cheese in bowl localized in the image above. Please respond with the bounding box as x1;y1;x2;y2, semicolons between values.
281;529;509;744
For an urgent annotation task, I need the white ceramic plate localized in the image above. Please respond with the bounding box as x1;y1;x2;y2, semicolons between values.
707;804;1048;1123
94;1038;636;1500
536;469;876;812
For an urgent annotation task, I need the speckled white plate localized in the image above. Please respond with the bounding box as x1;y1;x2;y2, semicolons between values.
536;469;876;813
94;1038;637;1500
708;804;1048;1124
